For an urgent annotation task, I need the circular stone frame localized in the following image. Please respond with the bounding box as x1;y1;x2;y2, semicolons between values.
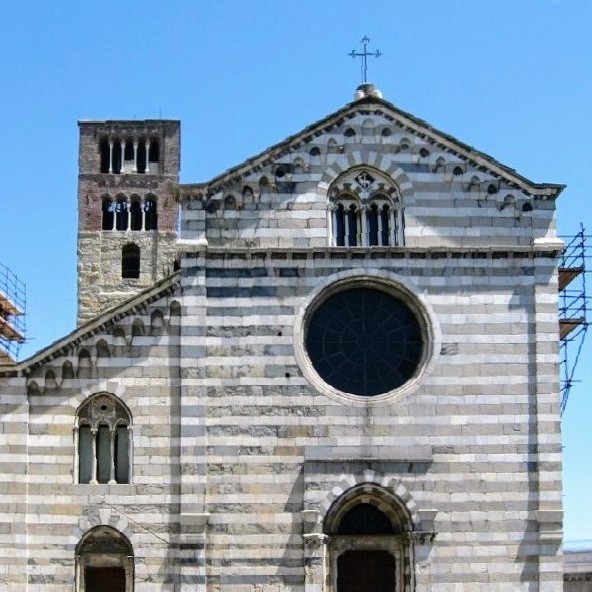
293;270;441;406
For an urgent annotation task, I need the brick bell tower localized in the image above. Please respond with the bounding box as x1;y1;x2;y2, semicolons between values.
76;120;180;325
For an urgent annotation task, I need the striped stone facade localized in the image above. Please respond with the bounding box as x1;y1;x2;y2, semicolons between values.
0;86;566;591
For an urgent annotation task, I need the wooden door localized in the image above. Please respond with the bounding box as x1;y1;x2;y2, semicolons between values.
337;550;396;592
85;567;126;592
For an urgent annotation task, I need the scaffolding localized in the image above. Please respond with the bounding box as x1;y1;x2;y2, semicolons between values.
559;224;589;413
0;263;26;363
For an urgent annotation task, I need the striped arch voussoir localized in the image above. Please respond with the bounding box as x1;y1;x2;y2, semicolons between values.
317;152;414;202
321;469;421;529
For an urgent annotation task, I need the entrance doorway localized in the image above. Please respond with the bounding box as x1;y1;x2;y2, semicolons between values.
85;567;126;592
337;550;395;592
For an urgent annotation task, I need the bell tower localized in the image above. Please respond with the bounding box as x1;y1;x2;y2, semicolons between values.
77;119;180;325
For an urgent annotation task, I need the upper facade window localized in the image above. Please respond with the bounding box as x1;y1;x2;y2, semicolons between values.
329;168;404;247
99;136;160;174
76;393;132;484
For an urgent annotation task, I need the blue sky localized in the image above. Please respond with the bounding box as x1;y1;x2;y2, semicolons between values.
1;1;591;543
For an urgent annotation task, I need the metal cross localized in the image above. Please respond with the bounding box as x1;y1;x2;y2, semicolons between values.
349;36;381;84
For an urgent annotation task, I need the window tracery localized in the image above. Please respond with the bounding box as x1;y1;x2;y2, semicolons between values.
76;394;132;484
329;168;404;247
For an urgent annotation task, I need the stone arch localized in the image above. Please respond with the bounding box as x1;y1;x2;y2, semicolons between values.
62;360;75;380
96;339;111;360
318;152;414;203
131;318;145;338
75;525;134;592
317;471;420;528
320;476;419;592
150;309;165;336
77;348;93;379
44;369;58;392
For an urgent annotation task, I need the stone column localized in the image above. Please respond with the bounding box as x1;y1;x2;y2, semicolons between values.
145;140;151;173
133;140;138;173
108;140;114;174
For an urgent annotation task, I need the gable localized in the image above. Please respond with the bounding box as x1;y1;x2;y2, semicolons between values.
177;94;562;252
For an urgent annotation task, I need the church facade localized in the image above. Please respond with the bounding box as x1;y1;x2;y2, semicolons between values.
0;84;566;591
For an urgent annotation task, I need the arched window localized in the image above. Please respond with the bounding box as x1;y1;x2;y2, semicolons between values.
324;485;415;592
129;198;142;231
112;140;122;174
136;139;147;174
121;244;140;279
99;138;110;174
115;197;128;231
75;526;134;592
102;197;114;230
148;139;159;164
144;197;157;230
76;394;132;485
329;169;405;248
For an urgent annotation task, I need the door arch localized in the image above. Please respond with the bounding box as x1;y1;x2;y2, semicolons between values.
75;526;133;592
324;484;414;592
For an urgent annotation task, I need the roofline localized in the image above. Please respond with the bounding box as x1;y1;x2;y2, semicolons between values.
1;271;181;376
78;119;180;125
178;95;563;200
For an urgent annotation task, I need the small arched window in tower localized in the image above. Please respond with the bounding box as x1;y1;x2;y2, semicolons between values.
76;394;131;484
115;198;128;231
121;244;140;279
112;140;122;174
122;139;134;173
137;139;147;174
99;138;110;174
129;198;142;231
144;197;157;230
102;197;114;230
148;139;159;164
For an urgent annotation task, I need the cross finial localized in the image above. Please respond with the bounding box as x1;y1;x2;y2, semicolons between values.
349;36;381;84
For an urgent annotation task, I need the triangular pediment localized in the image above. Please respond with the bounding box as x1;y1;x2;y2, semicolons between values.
179;93;563;201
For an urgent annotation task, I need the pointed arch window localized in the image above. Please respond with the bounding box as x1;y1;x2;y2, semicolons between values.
76;394;132;485
121;243;140;279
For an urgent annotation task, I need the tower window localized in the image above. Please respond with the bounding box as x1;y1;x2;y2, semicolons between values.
101;197;114;230
129;199;142;231
99;139;110;174
137;139;147;174
115;198;128;231
76;394;131;484
144;197;158;230
121;243;140;279
148;139;159;163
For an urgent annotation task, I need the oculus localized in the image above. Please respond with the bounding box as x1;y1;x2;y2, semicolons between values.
304;286;423;397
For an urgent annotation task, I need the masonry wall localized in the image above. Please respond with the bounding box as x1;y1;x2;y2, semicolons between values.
170;246;563;591
8;294;184;591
